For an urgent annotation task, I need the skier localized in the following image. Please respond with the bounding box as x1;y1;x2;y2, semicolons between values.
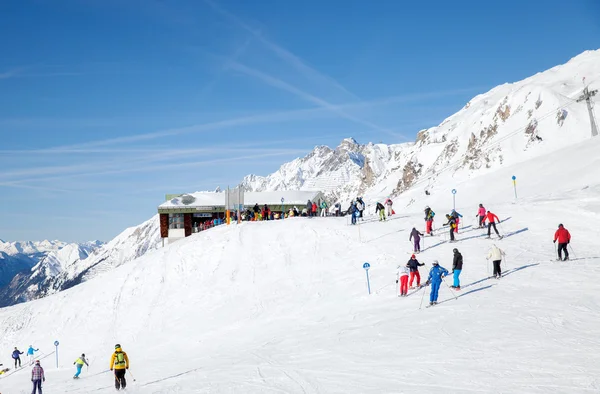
425;260;449;306
356;197;365;219
350;202;358;225
424;206;435;235
306;200;312;217
27;345;39;365
553;223;571;261
451;248;463;290
12;347;23;368
487;244;505;279
407;254;425;288
320;201;327;217
444;214;457;242
476;204;487;228
485;211;502;238
31;360;45;394
110;344;129;391
409;227;424;253
73;353;89;379
385;197;393;217
396;263;410;296
375;202;386;221
451;209;463;233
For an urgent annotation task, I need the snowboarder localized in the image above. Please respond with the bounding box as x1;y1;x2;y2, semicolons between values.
487;244;505;279
407;254;425;288
320;201;328;217
396;263;410;296
553;224;571;261
485;211;501;238
444;214;457;242
424;206;435;235
451;209;463;233
27;345;39;365
376;202;386;221
409;227;424;253
476;204;486;228
73;353;89;379
31;360;45;394
110;344;129;391
12;347;23;368
425;260;449;306
385;198;393;216
451;248;463;289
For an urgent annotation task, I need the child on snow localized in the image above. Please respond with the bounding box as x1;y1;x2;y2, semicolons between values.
396;263;410;296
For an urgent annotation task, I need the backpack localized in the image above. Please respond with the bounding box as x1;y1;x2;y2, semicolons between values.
114;352;126;366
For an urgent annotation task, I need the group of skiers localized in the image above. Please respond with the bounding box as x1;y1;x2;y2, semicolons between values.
4;344;130;392
397;244;506;306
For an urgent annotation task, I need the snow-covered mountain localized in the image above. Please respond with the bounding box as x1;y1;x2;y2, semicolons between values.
0;217;159;307
242;50;600;207
0;239;68;256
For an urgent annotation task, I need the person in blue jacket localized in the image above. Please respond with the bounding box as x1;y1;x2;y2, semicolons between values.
426;260;449;306
350;202;358;225
27;345;39;365
12;347;23;368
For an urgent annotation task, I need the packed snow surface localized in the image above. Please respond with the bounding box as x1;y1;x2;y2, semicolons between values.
1;138;600;393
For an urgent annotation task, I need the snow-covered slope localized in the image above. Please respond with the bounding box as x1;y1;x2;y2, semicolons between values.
0;136;599;393
243;50;600;207
0;217;159;307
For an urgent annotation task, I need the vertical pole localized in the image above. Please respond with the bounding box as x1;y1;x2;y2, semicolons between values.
453;194;455;210
55;345;58;368
226;186;230;225
513;181;517;200
366;270;371;295
586;93;598;137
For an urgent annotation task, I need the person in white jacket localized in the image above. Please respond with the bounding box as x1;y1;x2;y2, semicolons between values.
396;263;411;296
486;244;506;279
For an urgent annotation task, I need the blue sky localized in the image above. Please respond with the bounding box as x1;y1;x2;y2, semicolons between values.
1;0;599;242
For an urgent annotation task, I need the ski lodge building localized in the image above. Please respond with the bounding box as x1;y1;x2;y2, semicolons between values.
157;190;325;244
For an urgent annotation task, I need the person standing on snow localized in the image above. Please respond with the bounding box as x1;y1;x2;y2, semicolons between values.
396;263;410;296
350;202;358;225
12;347;23;368
485;211;502;238
356;197;365;219
451;210;463;233
425;260;449;306
253;203;260;221
73;353;89;379
306;200;312;217
553;224;571;261
487;244;505;279
27;345;39;365
320;201;328;217
376;202;386;221
476;204;486;228
385;198;393;217
409;227;424;253
110;344;129;391
31;360;45;394
444;214;457;242
424;206;435;235
407;254;425;288
312;202;318;217
450;248;463;290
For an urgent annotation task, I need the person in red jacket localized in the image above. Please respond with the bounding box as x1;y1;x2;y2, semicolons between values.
311;202;317;217
553;223;571;261
485;211;502;238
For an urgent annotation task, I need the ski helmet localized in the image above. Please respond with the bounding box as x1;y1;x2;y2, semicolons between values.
558;223;563;228
82;353;85;357
453;248;458;253
425;206;430;210
432;260;439;265
115;344;121;349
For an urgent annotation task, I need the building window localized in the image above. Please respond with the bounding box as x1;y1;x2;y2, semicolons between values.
169;213;184;229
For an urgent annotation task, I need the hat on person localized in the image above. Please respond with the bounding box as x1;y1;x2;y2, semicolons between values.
411;254;416;259
433;260;439;265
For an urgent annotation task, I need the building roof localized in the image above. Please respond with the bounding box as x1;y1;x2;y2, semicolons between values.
158;190;324;210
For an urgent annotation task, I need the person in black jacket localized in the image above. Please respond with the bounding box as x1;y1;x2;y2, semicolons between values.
407;254;425;288
451;248;463;290
444;214;457;242
253;203;260;221
375;202;386;221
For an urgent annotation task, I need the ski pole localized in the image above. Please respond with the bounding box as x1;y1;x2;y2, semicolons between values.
419;282;427;310
128;369;136;382
396;271;400;297
568;244;576;260
554;242;557;260
442;275;458;300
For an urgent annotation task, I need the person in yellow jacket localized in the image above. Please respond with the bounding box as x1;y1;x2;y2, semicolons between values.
109;344;129;390
73;353;89;379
